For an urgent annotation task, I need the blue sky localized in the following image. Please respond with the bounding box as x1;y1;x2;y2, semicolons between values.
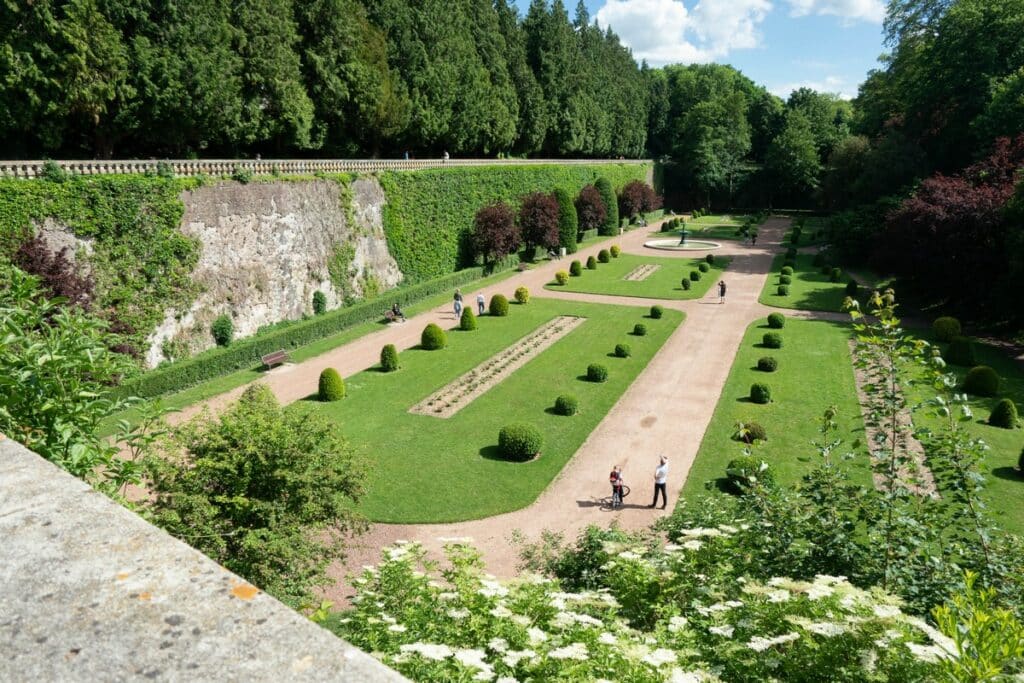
513;0;888;100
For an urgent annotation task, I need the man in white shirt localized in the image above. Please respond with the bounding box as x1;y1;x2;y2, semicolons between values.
649;456;669;509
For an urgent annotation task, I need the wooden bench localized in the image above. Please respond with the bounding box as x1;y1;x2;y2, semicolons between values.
384;309;406;323
260;349;289;369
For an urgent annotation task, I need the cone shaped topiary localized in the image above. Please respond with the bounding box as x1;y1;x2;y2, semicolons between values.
570;260;583;276
932;316;962;343
421;323;447;350
962;365;999;397
489;293;509;316
988;398;1018;429
318;368;345;401
586;256;598;270
380;344;399;372
460;307;477;330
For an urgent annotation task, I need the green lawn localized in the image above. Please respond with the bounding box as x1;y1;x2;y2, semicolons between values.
545;253;729;300
293;298;684;523
681;317;871;501
758;253;852;312
689;214;757;226
649;224;746;241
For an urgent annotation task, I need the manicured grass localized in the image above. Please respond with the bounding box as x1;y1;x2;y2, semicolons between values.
689;214;757;226
681;317;871;501
545;253;730;300
293;298;683;523
758;253;852;312
650;224;745;241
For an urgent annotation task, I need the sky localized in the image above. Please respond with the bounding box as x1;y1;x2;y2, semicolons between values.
513;0;889;100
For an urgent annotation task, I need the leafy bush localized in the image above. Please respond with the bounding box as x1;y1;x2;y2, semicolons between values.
830;267;842;283
587;363;608;382
733;421;768;444
680;278;691;290
614;343;631;358
757;356;778;372
633;323;647;336
575;184;607;235
781;265;794;276
845;280;859;297
586;255;598;270
231;166;253;184
514;286;530;304
649;305;664;319
594;177;619;235
318;368;346;401
690;270;701;281
598;249;610;263
41;159;68;183
610;245;621;258
489;293;509;316
698;262;710;273
726;455;774;493
777;284;790;296
554;188;578;255
312;290;327;315
380;344;399;372
473;202;521;266
554;394;579;416
988;398;1018;429
421;323;447;350
962;365;1000;397
569;260;583;276
554;270;569;285
211;315;234;347
945;336;977;366
779;274;792;285
767;313;785;329
750;382;772;404
933;316;962;342
619;179;661;218
763;332;783;349
498;423;544;461
705;253;715;265
519;191;561;252
460;307;477;330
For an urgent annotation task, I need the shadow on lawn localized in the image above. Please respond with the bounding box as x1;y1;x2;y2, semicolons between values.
992;466;1024;482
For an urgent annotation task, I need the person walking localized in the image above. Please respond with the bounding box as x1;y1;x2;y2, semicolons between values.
453;289;463;319
648;456;669;509
718;280;727;304
476;292;486;316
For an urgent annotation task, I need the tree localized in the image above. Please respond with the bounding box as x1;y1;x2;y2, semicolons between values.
765;111;822;199
518;191;561;251
594;177;619;235
554;188;578;254
472;202;520;266
145;384;365;607
678;91;752;207
575;184;607;235
618;180;661;220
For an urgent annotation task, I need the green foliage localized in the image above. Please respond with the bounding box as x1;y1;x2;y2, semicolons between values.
698;262;710;273
649;305;664;319
586;255;597;270
829;267;842;283
318;368;346;401
750;382;772;404
614;343;631;358
767;313;785;329
594;177;619;236
757;356;778;372
587;363;608;383
211;315;234;347
554;394;579;417
781;265;794;275
421;323;447;350
726;455;775;492
554;188;578;255
945;336;977;366
554;270;569;285
845;280;859;297
778;284;790;296
633;323;647;336
514;286;530;304
779;274;792;285
498;423;544;461
610;245;621;258
733;421;768;444
489;293;509;317
459;307;477;331
933;316;962;342
41;160;69;183
231;166;253;184
988;398;1019;429
705;253;715;265
962;365;1000;397
763;332;783;348
312;290;327;315
380;344;399;372
680;278;692;290
690;270;701;281
569;260;583;276
597;249;610;263
144;384;364;607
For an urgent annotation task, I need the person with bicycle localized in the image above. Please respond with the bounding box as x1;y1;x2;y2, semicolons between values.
609;466;625;509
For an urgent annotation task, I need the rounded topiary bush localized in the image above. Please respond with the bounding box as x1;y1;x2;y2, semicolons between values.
680;278;692;290
781;265;794;276
845;280;859;297
587;363;609;383
650;305;664;319
570;260;583;276
933;316;962;343
490;294;510;317
705;254;715;265
610;245;621;258
777;284;790;296
762;332;782;349
554;394;579;416
698;262;710;273
598;249;611;263
750;382;772;404
421;323;447;350
318;368;346;401
757;356;778;372
460;307;477;330
830;267;842;283
734;422;768;444
779;274;792;285
380;344;399;372
555;270;569;285
690;270;701;281
633;323;647;336
211;314;233;347
312;290;327;315
988;398;1019;429
498;423;544;461
614;343;631;358
767;313;785;329
962;365;1000;397
945;336;977;366
586;255;598;270
726;456;774;493
515;286;530;304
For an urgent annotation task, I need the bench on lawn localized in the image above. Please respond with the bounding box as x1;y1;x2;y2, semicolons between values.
260;349;289;369
384;309;406;323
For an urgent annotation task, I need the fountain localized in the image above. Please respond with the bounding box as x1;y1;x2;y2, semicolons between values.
645;223;720;252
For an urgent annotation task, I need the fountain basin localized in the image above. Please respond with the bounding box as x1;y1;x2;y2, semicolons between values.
644;238;722;251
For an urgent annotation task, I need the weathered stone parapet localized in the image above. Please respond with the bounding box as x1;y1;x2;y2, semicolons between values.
0;436;407;682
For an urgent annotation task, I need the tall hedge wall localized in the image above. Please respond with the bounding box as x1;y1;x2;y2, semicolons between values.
378;163;649;282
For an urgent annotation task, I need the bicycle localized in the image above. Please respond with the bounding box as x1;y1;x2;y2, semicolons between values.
602;485;630;511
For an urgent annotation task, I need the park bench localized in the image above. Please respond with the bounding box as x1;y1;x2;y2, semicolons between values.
260;349;289;369
384;309;406;323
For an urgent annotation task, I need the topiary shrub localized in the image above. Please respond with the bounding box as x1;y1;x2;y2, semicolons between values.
988;398;1019;429
554;394;579;416
733;421;768;444
762;333;782;349
779;274;792;285
830;267;842;283
312;290;327;315
650;305;664;319
211;315;233;347
726;456;774;494
845;280;859;297
380;344;399;372
587;363;608;382
932;316;962;342
750;382;772;404
555;270;569;285
421;323;447;350
570;260;583;276
698;262;710;273
767;313;785;329
586;255;598;270
777;284;789;296
633;323;647;336
781;266;794;276
514;286;530;304
690;270;701;281
614;343;631;358
460;307;477;330
705;254;715;265
598;249;611;263
318;368;345;401
757;356;778;372
945;336;977;366
680;278;691;290
962;365;1000;397
498;423;544;461
785;247;797;259
610;245;621;258
490;294;510;317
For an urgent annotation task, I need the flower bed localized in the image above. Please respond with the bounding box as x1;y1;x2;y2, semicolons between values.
623;263;661;282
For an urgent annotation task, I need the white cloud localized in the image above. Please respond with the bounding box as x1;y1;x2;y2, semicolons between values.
786;0;885;23
769;75;857;100
595;0;772;66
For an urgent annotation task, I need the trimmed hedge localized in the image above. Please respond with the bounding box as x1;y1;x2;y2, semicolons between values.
945;336;976;366
633;323;647;336
762;333;782;349
587;363;608;382
779;274;792;285
750;383;772;404
614;343;631;358
705;254;715;265
380;344;399;372
829;267;842;283
586;255;598;270
421;323;448;350
767;313;785;329
555;270;569;285
610;245;621;258
680;278;691;290
650;305;664;319
757;356;778;372
490;293;510;316
988;398;1018;429
962;365;999;397
598;249;611;263
460;307;477;330
777;284;790;296
690;270;701;281
498;423;544;461
698;262;710;273
781;266;794;276
318;368;345;401
554;394;579;416
514;286;530;304
932;316;962;342
570;260;583;276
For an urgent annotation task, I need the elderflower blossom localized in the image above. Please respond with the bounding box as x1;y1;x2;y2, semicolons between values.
746;632;800;652
400;642;454;661
670;670;716;683
677;528;724;538
387;624;407;633
502;649;536;667
806;584;834;600
496;678;519;683
805;621;847;637
527;627;548;644
488;638;509;653
668;616;689;632
447;608;470;619
599;632;618;645
682;540;703;551
873;604;901;619
479;580;509;599
708;625;735;638
718;524;739;534
550;643;589;660
618;550;642;561
643;648;677;667
767;589;790;603
386;545;410;560
490;604;513;618
664;543;682;552
904;617;957;657
906;642;947;663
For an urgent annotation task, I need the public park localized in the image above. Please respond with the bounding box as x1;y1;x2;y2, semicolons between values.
2;0;1024;680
